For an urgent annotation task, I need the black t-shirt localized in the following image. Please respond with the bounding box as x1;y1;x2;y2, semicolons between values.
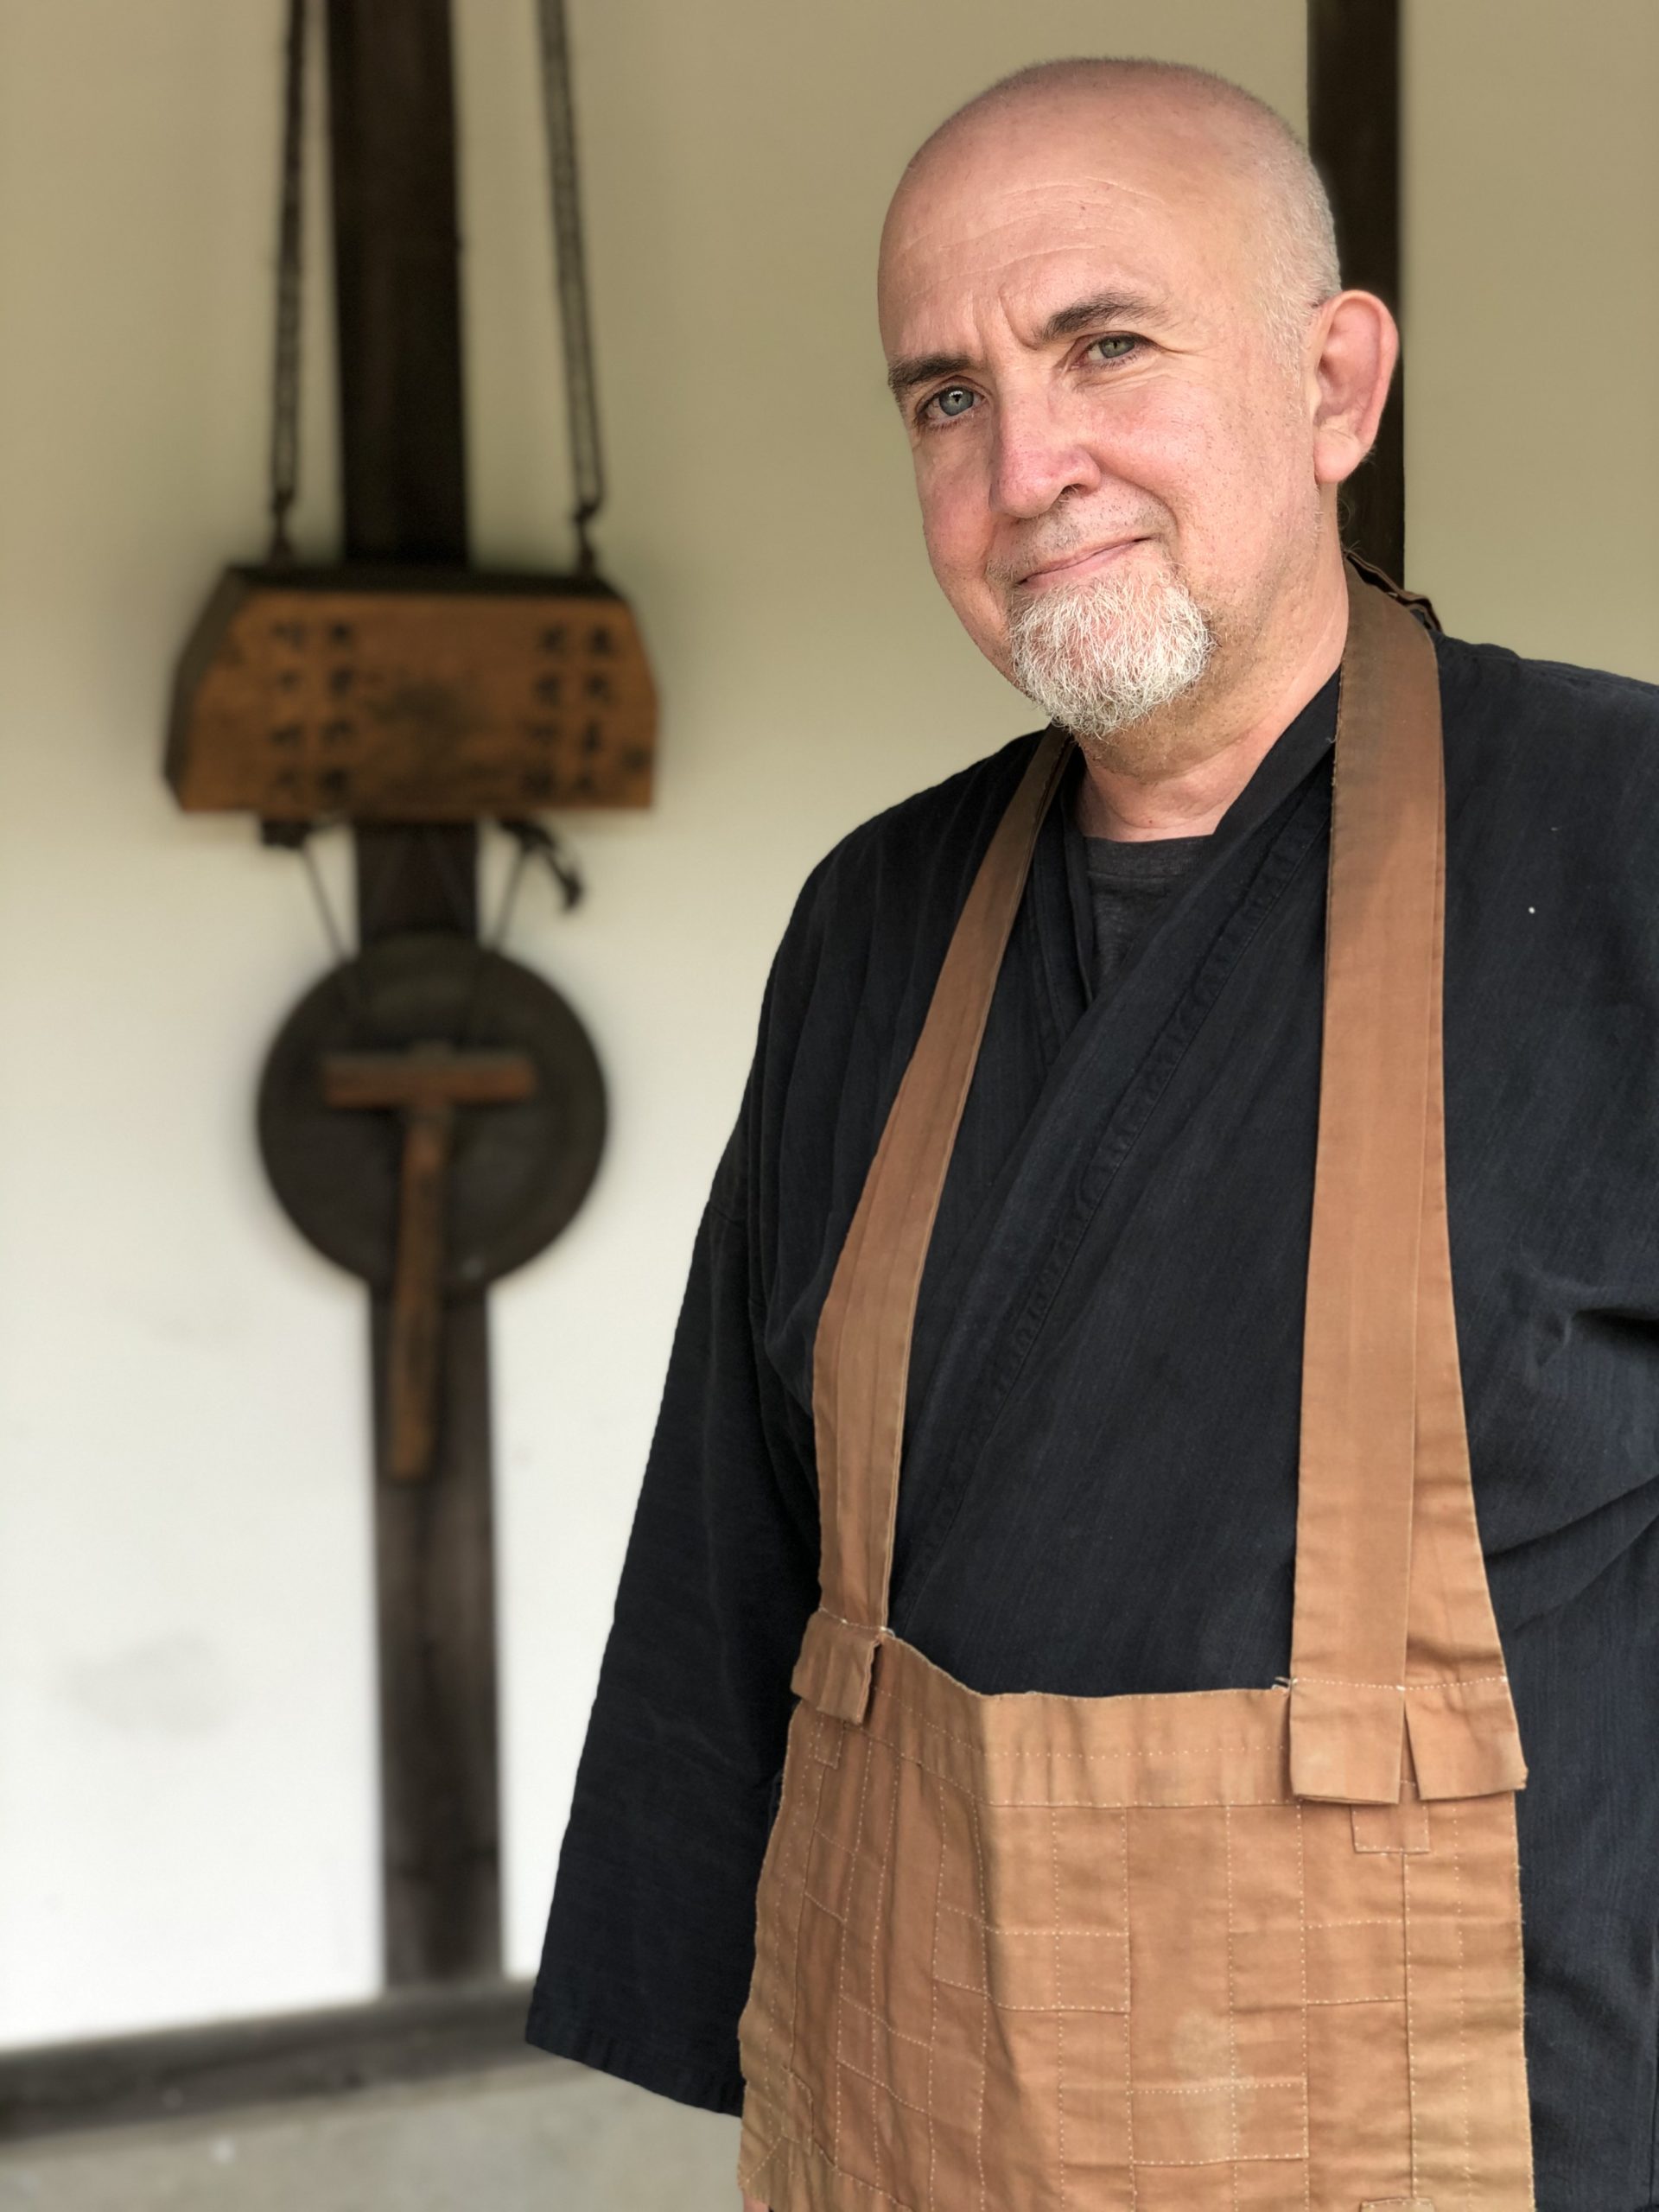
1084;830;1212;996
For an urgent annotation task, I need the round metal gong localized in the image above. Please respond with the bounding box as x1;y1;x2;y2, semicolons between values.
258;932;606;1294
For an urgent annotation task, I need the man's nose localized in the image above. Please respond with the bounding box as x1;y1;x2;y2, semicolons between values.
988;393;1102;518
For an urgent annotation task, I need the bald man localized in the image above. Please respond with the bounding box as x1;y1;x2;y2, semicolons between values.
531;61;1659;2210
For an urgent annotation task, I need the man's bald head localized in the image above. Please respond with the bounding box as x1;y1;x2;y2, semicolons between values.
888;59;1340;364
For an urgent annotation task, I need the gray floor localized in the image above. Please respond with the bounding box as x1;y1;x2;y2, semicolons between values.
0;2057;742;2212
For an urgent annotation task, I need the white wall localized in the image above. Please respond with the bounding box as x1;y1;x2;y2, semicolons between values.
0;0;375;2044
0;0;1649;2050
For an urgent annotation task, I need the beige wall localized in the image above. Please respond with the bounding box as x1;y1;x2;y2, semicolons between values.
0;0;1649;2048
1407;0;1659;675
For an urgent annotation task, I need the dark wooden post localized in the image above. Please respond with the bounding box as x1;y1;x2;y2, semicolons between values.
325;0;500;1986
1307;0;1406;582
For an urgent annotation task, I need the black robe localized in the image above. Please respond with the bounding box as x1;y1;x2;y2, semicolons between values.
530;627;1659;2211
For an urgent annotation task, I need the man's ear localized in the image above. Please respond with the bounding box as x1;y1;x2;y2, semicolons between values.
1308;289;1399;487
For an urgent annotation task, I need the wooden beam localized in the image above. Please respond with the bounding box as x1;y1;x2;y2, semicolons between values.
325;0;467;563
1307;0;1406;582
0;1984;537;2144
325;0;500;1987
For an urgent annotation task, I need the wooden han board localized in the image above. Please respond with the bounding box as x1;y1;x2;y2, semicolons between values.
167;565;656;821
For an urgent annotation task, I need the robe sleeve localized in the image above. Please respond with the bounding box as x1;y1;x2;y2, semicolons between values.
524;951;824;2115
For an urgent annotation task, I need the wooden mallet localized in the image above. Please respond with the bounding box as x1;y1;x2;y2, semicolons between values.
321;1042;536;1481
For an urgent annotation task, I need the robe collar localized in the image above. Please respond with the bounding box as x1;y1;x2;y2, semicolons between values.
1056;671;1342;1001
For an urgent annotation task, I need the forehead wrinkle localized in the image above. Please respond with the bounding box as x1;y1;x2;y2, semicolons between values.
943;168;1173;211
886;173;1174;263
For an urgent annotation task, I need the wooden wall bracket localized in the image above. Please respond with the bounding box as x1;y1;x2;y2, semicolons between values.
1308;0;1407;582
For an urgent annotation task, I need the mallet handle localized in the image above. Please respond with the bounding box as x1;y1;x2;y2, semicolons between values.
317;1041;539;1483
387;1102;453;1483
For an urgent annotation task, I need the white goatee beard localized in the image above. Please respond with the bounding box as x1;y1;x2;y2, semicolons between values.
1005;560;1217;747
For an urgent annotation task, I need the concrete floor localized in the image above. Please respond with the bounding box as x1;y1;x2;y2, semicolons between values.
0;2056;742;2212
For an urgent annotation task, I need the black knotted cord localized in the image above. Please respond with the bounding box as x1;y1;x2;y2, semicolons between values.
496;818;585;919
300;833;351;969
284;818;585;1040
267;0;308;563
454;821;587;1044
534;0;607;574
290;828;368;1027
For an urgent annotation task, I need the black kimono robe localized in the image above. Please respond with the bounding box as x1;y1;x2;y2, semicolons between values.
530;626;1659;2212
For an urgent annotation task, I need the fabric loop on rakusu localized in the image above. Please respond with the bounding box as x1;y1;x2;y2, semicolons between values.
1287;1675;1407;1802
1406;1675;1528;1799
788;1609;883;1726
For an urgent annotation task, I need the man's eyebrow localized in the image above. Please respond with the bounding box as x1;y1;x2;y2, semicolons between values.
1039;289;1166;342
885;292;1168;404
886;350;973;403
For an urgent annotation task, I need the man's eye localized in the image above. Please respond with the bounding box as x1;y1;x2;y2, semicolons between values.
1087;334;1140;363
924;385;977;425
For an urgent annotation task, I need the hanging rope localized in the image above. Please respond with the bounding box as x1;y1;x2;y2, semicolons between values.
282;818;585;1036
258;0;606;918
534;0;607;574
265;0;609;579
267;0;308;563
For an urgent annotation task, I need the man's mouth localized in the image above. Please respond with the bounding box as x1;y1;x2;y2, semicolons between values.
1014;536;1148;591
